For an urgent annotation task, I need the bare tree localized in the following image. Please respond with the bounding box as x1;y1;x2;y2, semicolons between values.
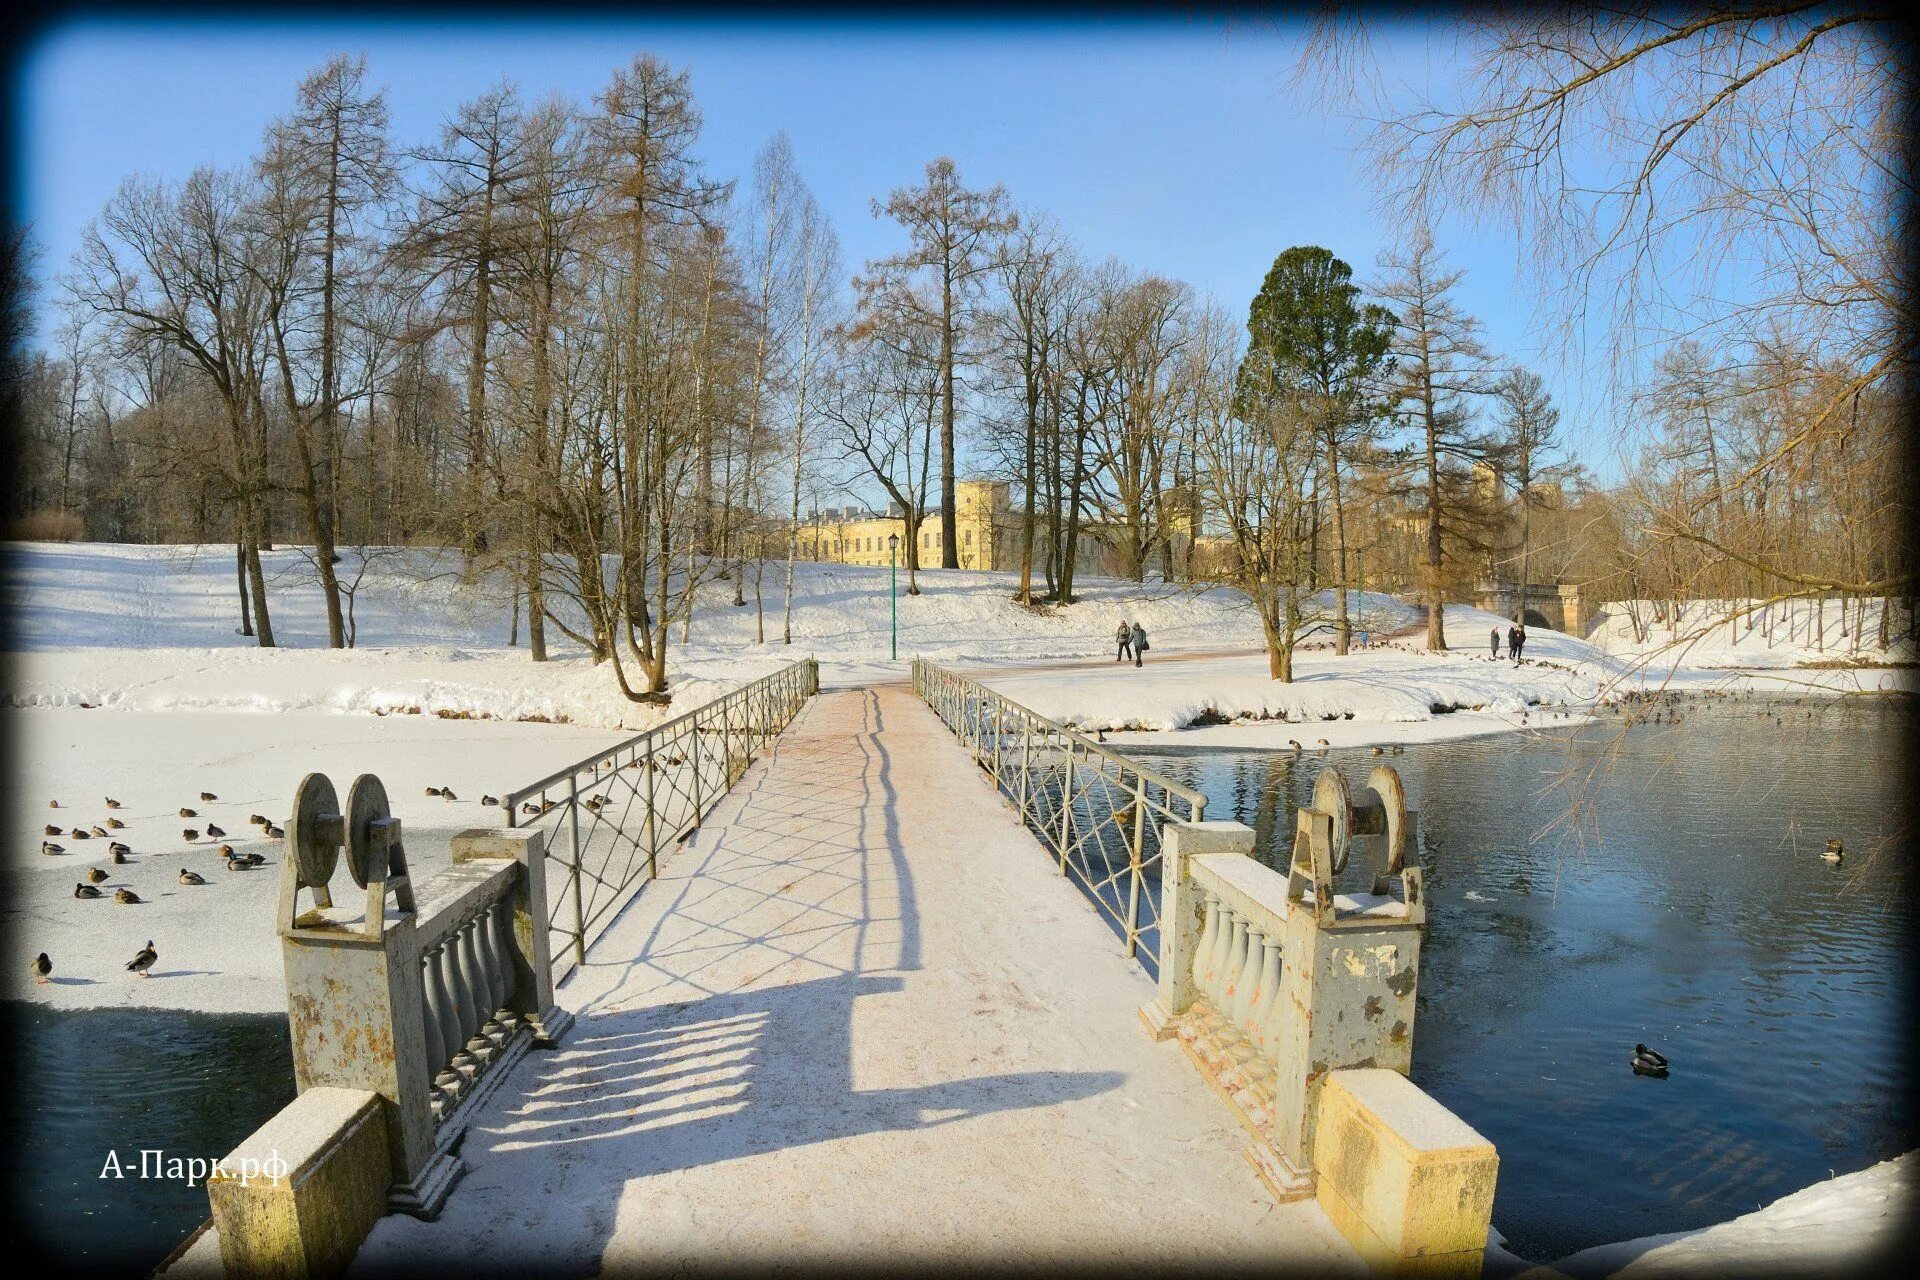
859;158;1016;568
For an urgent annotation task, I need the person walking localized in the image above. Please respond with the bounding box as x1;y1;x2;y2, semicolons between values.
1115;620;1133;664
1507;624;1520;664
1130;621;1149;667
1490;626;1502;659
1513;623;1527;663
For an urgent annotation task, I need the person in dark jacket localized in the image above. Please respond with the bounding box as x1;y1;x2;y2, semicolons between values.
1511;623;1527;663
1115;620;1133;663
1490;627;1502;659
1130;622;1149;667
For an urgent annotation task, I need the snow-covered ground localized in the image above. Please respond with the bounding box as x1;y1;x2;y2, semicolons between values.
979;601;1910;749
3;542;1912;1010
1507;1152;1913;1279
1592;596;1915;671
2;708;627;1014
2;541;1291;722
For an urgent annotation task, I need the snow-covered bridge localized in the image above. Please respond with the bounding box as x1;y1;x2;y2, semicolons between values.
179;665;1502;1277
342;685;1364;1272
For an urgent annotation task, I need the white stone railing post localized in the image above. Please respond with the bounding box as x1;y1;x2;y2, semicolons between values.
1140;820;1256;1040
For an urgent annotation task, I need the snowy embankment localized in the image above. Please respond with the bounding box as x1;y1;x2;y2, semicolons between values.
1498;1151;1913;1279
979;600;1911;749
987;602;1597;747
1592;597;1915;672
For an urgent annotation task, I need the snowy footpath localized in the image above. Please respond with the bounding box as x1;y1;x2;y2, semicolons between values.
335;688;1366;1272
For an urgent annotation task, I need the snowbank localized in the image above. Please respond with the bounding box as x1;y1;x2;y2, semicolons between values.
1535;1152;1914;1278
1592;597;1915;671
973;600;1910;747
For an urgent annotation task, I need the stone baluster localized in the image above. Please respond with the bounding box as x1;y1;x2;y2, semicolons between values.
459;918;496;1058
1202;901;1229;1004
1249;937;1284;1068
419;945;452;1115
1230;923;1266;1027
487;898;523;1032
1203;913;1249;1065
472;903;510;1050
1193;893;1221;998
425;943;465;1105
446;922;484;1075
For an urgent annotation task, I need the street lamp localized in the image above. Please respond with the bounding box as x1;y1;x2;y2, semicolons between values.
888;533;900;661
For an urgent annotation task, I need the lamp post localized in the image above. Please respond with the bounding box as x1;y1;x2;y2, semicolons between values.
888;533;899;661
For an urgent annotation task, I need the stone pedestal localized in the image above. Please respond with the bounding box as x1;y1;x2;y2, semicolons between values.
208;1087;392;1280
1313;1068;1497;1278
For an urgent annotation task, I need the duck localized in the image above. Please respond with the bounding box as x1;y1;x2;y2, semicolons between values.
105;797;122;809
1371;746;1385;756
481;795;499;807
440;787;458;802
520;802;541;816
1287;740;1302;752
179;868;206;886
32;953;51;984
108;841;130;857
44;824;62;837
111;847;130;865
217;844;234;858
1391;745;1405;755
249;814;269;827
106;817;126;830
48;800;60;809
178;808;197;819
126;941;158;977
205;822;226;839
90;824;109;837
265;825;285;840
199;791;218;802
424;786;443;797
1823;839;1844;863
115;888;141;905
85;867;108;884
73;883;102;899
69;828;90;840
1631;1044;1670;1076
41;841;64;856
182;829;199;843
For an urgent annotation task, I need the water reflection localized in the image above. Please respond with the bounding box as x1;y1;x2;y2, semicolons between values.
3;1003;293;1267
1129;697;1915;1261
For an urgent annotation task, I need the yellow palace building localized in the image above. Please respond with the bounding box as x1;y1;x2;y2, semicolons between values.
794;480;1014;570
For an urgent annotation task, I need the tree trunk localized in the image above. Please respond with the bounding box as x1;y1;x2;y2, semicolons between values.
234;532;254;637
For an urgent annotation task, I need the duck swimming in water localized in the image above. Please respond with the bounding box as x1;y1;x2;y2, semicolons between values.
1823;839;1844;863
1631;1044;1670;1076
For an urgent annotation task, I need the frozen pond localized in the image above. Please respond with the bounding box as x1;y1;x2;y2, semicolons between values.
1125;694;1916;1261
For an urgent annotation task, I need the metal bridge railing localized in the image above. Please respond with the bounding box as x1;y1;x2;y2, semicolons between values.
912;657;1206;977
505;657;820;983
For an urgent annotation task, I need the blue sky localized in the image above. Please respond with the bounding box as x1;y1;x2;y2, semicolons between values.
13;13;1620;476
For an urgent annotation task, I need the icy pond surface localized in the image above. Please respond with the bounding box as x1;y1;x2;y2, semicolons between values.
1127;694;1915;1262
